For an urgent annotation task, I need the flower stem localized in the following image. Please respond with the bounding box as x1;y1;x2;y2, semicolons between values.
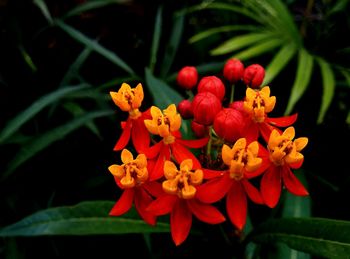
229;83;235;103
206;126;213;159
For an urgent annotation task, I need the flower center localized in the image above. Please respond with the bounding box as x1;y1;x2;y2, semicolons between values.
118;162;148;188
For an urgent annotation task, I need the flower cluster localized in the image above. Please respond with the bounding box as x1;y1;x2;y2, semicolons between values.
107;58;309;246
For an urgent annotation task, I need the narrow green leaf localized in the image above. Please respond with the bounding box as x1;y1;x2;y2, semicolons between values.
160;13;185;77
263;43;297;85
149;5;163;73
248;217;350;259
2;110;113;180
33;0;53;24
316;57;335;124
232;37;283;61
189;25;258;44
210;32;274;56
339;68;350;88
327;0;350;16
18;45;37;72
0;84;89;143
145;68;183;110
63;0;130;19
284;48;313;115
0;201;170;236
55;20;135;76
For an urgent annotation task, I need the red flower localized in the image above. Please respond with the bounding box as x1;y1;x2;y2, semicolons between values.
197;76;226;100
147;159;225;246
192;92;222;125
177;66;198;90
213;108;245;143
223;58;245;83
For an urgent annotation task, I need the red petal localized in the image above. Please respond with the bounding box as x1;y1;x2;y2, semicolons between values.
176;137;209;148
171;199;192;246
243;121;259;143
261;166;282;208
113;118;132;151
144;141;163;159
134;188;157;225
203;169;225;179
143;181;164;198
146;194;177;216
289;158;304;169
245;147;271;179
132;116;151;154
171;142;201;169
282;166;309;196
196;174;232;203
242;179;263;204
259;122;276;143
149;144;169;181
226;181;247;230
266;113;298;127
172;130;182;138
187;199;225;224
109;188;135;216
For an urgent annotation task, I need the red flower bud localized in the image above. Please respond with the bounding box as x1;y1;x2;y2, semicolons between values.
213;108;245;142
191;121;209;138
176;66;198;90
223;58;244;83
192;92;222;125
243;64;265;89
177;99;193;119
229;100;244;112
197;76;225;101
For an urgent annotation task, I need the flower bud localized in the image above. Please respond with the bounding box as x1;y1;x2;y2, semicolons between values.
243;64;265;89
197;76;225;101
213;108;245;143
192;92;222;125
177;99;193;119
223;58;244;83
176;66;198;90
191;121;209;138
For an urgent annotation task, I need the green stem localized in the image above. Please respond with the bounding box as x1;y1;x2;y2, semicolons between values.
229;83;235;103
206;126;213;158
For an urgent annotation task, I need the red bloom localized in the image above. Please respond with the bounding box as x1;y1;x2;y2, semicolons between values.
192;92;222;125
177;66;198;90
197;76;226;101
223;58;244;83
213;108;245;143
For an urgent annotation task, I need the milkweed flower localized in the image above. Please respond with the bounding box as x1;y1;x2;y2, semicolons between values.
108;149;162;225
196;138;266;230
110;83;151;153
242;86;297;143
144;104;208;180
147;159;225;246
259;127;309;208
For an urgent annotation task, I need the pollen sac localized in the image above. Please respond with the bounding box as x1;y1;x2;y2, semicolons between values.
268;127;308;166
221;139;262;180
243;86;276;123
110;83;144;116
108;149;148;188
162;159;203;199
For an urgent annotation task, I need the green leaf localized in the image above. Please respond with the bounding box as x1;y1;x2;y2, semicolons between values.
263;43;297;85
248;217;350;259
210;32;274;56
145;68;183;110
55;20;135;76
149;5;163;73
0;201;170;236
0;84;89;143
316;57;335;124
2;110;113;180
33;0;53;24
284;48;314;115
233;37;283;61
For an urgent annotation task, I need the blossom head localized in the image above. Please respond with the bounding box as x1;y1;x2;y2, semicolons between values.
243;86;276;123
162;159;203;199
243;64;265;89
177;99;193;119
223;58;244;83
108;149;148;188
197;76;226;101
176;66;198;90
213;108;245;143
110;83;143;118
222;138;262;180
268;127;308;167
144;104;181;141
192;92;222;125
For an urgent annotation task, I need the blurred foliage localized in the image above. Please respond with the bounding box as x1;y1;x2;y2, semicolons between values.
0;0;350;258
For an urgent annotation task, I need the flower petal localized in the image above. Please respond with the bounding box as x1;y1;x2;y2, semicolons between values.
134;188;157;226
132;116;151;153
109;188;135;216
143;181;164;198
266;113;298;127
149;144;169;181
113;119;132;151
144;141;163;159
261;166;282;208
282;167;309;196
171;199;192;246
258;122;276;143
203;169;225;179
226;181;247;230
187;199;225;224
196;174;232;203
242;179;263;204
244;121;259;143
146;194;178;216
171;142;201;169
176;137;209;148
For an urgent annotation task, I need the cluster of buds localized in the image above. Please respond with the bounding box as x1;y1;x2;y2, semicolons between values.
107;58;309;246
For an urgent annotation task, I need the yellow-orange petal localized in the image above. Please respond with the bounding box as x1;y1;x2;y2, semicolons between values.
181;185;196;199
162;179;178;194
132;83;144;109
164;160;178;179
283;126;295;140
121;149;134;164
247;141;259;157
108;164;124;179
295;137;308;151
180;159;193;171
144;119;159;135
190;169;203;185
222;144;233;166
135;154;147;169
